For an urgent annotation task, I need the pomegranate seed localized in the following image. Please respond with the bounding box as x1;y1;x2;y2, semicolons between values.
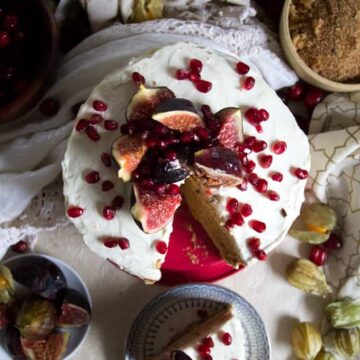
222;333;232;345
85;171;100;184
111;195;124;209
232;212;244;226
258;109;269;121
253;140;267;153
256;124;263;133
89;114;103;124
197;309;208;318
226;198;239;215
202;355;212;360
245;108;261;124
202;337;214;348
255;179;268;193
244;136;256;147
141;179;155;189
180;131;195;143
239;153;249;166
250;220;266;233
242;76;255;90
132;72;145;85
101;153;112;167
67;207;84;218
118;237;130;250
190;72;201;82
248;173;259;185
309;245;328;266
164;150;177;161
86;125;100;142
241;204;253;217
156;140;167;149
155;240;167;254
272;141;287;154
0;31;10;47
190;58;203;74
304;87;324;108
103;206;116;220
155;184;166;195
145;138;157;148
248;237;260;252
294;168;309;179
195;80;212;93
195;127;211;139
197;344;211;355
201;104;212;118
168;184;180;196
256;249;267;261
271;172;283;182
102;180;114;192
225;219;235;229
175;69;190;80
93;100;107;112
288;82;304;100
153;123;168;136
259;154;273;168
236;61;250;75
244;160;256;173
104;120;118;131
12;240;28;253
40;99;59;117
268;190;280;201
103;238;118;248
3;14;18;32
76;119;89;132
237;179;248;191
323;233;343;250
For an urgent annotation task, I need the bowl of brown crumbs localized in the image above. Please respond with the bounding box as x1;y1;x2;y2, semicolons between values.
280;0;360;92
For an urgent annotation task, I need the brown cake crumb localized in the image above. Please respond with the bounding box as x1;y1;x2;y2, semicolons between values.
289;0;360;83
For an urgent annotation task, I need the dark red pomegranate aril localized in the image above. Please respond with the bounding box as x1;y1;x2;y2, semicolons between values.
255;179;268;193
167;184;180;196
40;99;59;117
76;119;89;132
294;168;309;179
175;69;190;80
85;125;100;142
250;220;266;233
268;190;280;201
103;238;118;248
248;237;260;252
111;195;124;209
197;344;211;356
244;136;256;147
85;171;100;184
190;58;203;74
222;333;232;346
272;141;287;154
89;114;103;124
145;138;157;148
190;72;201;82
236;61;250;75
237;179;248;191
288;82;304;100
253;140;267;153
226;198;239;215
271;172;283;182
304;87;324;108
239;153;249;166
203;355;212;360
202;337;215;348
155;184;166;195
232;212;244;226
195;127;211;140
93;100;108;112
132;72;145;85
67;207;84;218
259;154;273;168
12;240;28;253
180;131;195;143
0;31;10;48
102;180;114;192
225;219;235;229
195;80;212;93
118;237;130;250
248;173;259;185
201;104;212;119
156;140;167;149
242;76;255;90
101;153;112;167
323;233;343;250
103;206;116;220
155;240;168;254
256;125;263;133
104;120;118;131
3;14;18;32
244;160;256;173
309;245;328;266
241;204;253;217
256;249;267;261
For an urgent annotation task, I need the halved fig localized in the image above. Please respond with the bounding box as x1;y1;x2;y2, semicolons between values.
126;85;175;122
153;158;190;184
215;108;243;150
152;98;204;131
131;182;182;234
21;332;70;360
194;146;243;187
112;135;147;182
57;289;91;328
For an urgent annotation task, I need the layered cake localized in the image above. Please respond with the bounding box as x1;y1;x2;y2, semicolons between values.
62;42;310;282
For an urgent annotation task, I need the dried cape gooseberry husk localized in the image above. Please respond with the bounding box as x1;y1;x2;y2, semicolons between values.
289;229;329;244
314;349;336;360
326;297;360;329
291;322;323;360
301;203;337;234
333;328;360;359
0;264;15;304
286;259;332;298
128;0;164;23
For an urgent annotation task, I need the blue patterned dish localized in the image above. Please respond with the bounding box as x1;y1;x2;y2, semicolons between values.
125;284;270;360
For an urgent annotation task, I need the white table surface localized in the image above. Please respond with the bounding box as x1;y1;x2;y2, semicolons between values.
34;224;326;360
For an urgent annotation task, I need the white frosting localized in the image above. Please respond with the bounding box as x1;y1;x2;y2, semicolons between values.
62;42;310;281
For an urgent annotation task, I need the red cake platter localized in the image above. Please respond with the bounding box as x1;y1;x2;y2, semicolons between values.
159;204;243;285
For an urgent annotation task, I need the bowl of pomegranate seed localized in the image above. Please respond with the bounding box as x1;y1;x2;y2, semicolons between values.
0;0;59;123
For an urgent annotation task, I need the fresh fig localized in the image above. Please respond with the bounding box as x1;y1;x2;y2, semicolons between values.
131;182;182;234
215;108;243;150
152;158;190;184
171;350;192;360
15;295;57;341
3;327;27;360
126;85;175;122
21;332;70;360
112;135;147;182
0;303;15;330
10;257;66;300
0;264;15;304
194;146;243;187
57;289;91;328
152;98;204;132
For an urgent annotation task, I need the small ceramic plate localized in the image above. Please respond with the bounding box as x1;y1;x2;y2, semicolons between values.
125;284;270;360
0;254;92;360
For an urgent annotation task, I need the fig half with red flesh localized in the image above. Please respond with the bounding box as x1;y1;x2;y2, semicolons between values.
152;98;204;131
21;332;70;360
131;182;182;234
215;108;243;150
112;135;147;182
126;85;175;123
194;146;243;187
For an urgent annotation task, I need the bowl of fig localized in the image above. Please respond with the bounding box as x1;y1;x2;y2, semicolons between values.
0;254;92;360
0;0;59;123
